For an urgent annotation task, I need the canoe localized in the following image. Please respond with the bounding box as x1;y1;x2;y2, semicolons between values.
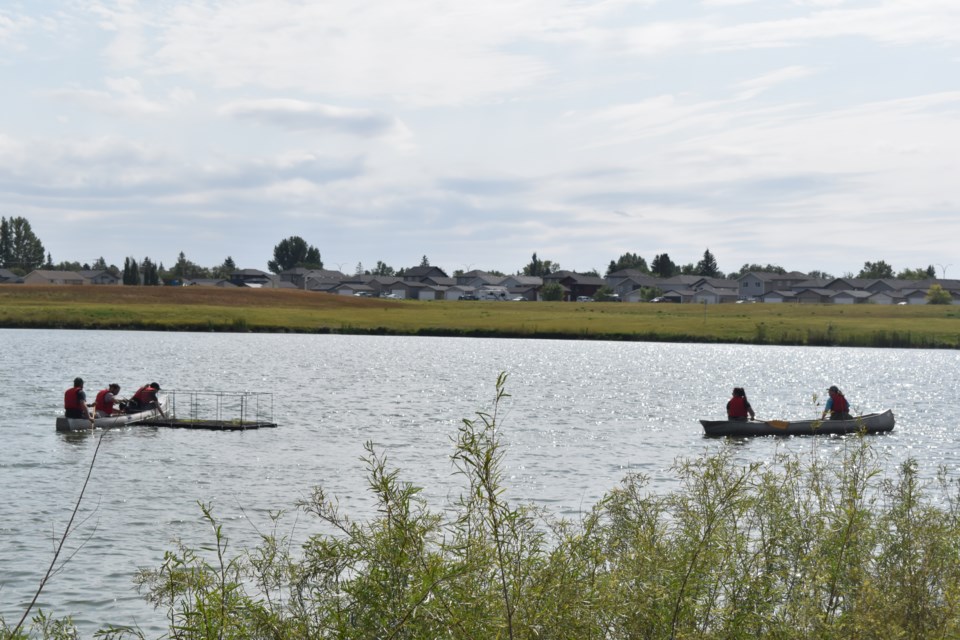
700;409;895;437
55;399;168;432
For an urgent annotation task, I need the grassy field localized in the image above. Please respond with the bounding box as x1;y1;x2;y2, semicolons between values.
1;285;959;348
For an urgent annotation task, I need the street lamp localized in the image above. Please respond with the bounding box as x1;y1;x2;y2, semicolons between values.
936;263;952;279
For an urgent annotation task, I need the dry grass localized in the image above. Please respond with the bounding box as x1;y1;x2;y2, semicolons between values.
1;285;959;347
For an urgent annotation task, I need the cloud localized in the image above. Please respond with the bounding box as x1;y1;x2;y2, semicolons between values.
220;99;404;138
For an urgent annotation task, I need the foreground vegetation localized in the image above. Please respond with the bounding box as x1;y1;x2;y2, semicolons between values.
6;375;960;639
1;285;960;348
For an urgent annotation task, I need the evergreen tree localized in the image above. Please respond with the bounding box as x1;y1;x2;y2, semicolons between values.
695;248;722;277
141;257;160;285
650;253;677;278
123;256;141;285
0;217;10;267
420;255;430;267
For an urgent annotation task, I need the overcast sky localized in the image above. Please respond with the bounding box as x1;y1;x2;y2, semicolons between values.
1;1;958;278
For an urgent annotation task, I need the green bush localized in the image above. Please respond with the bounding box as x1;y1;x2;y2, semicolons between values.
10;375;960;638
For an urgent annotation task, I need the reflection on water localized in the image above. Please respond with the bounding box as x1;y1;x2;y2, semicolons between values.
1;329;959;634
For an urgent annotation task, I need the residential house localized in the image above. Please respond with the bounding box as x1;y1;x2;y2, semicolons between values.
230;269;274;287
78;269;119;285
402;266;448;282
0;268;23;284
759;290;797;304
693;283;740;304
23;270;86;285
542;271;605;301
794;288;836;304
831;290;873;304
737;271;810;299
182;278;236;287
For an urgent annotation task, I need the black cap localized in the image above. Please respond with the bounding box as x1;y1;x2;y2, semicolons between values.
150;382;160;390
74;377;84;387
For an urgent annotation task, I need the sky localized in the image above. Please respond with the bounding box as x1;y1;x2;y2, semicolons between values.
1;1;958;279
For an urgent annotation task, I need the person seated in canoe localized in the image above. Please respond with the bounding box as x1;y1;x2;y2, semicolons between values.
726;387;755;422
127;382;162;414
64;377;90;419
821;385;852;420
94;383;122;417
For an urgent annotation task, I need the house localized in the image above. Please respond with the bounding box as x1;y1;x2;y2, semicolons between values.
402;266;448;282
182;278;236;287
230;269;274;287
693;284;740;304
542;271;605;301
831;290;873;305
334;283;377;296
78;269;119;285
0;268;23;284
23;270;86;285
737;271;810;299
794;288;836;304
759;290;797;304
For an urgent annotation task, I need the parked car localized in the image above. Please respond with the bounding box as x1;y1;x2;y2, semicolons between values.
576;296;592;302
459;294;478;300
510;296;527;301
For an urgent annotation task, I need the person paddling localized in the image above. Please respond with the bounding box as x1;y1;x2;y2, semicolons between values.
63;377;90;419
821;385;851;420
726;387;755;422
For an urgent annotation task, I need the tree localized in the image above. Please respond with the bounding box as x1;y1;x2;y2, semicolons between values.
897;265;936;280
606;253;648;276
213;256;237;279
367;261;395;277
695;248;722;278
650;253;677;278
857;260;894;279
170;251;210;280
123;256;141;285
92;257;108;271
926;283;952;304
268;236;322;273
521;253;559;277
541;282;564;301
806;270;835;280
141;257;160;285
593;286;618;301
0;216;45;271
727;263;786;279
0;217;10;267
420;255;430;267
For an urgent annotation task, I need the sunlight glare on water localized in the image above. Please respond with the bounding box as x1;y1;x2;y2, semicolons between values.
1;329;959;635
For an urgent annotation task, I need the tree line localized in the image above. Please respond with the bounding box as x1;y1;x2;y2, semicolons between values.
0;216;943;285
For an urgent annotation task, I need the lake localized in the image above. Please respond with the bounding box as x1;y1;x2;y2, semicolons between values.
1;329;959;635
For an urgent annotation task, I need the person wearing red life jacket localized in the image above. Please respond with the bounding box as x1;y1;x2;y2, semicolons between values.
94;383;122;417
64;377;90;419
127;382;163;415
821;385;851;420
726;387;755;421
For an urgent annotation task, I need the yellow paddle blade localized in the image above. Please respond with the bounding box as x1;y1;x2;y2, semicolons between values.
765;420;789;429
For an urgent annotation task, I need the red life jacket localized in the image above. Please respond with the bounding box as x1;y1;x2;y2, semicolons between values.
831;393;849;415
133;385;156;404
727;396;749;418
64;387;85;411
95;389;116;416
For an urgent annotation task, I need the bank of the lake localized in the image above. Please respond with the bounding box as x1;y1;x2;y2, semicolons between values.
1;285;959;347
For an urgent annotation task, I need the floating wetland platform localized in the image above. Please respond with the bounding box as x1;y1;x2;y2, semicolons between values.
140;390;277;431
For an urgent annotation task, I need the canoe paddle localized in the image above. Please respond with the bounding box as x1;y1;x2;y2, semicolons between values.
758;418;789;429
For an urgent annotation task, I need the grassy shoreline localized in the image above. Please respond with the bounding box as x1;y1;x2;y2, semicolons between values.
2;285;959;348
